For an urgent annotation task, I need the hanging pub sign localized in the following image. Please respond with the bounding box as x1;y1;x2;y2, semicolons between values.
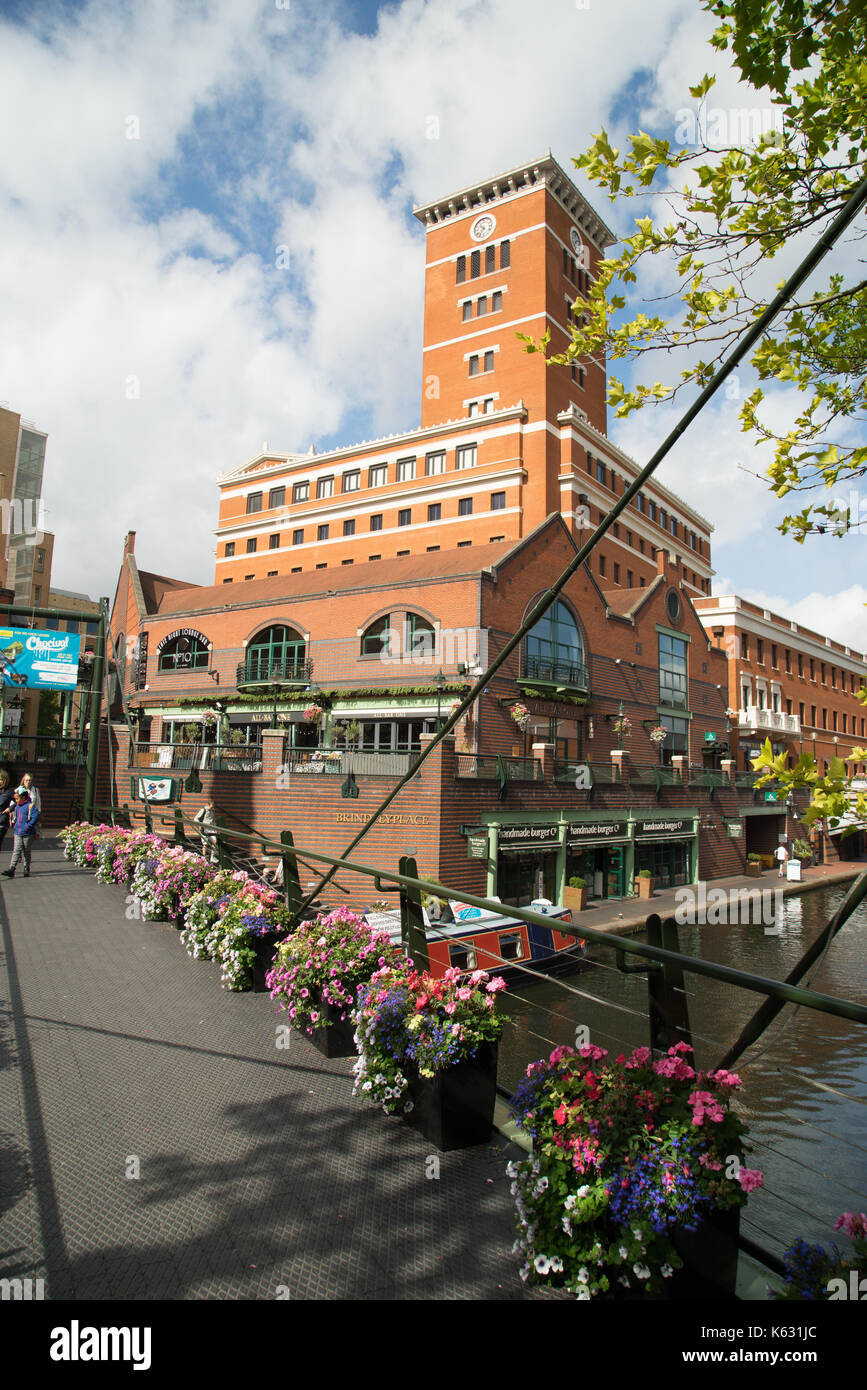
134;632;148;689
0;627;80;690
725;821;743;839
129;775;181;803
467;833;488;859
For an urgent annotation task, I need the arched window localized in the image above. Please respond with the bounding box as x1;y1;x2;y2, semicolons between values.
405;613;435;659
157;633;210;672
361;614;392;658
524;602;585;685
245;625;307;681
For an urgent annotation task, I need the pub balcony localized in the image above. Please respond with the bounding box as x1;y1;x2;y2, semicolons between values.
517;655;591;695
235;657;313;690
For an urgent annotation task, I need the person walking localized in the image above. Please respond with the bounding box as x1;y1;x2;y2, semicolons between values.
20;773;42;838
775;842;790;878
2;788;40;878
193;799;218;864
0;772;14;856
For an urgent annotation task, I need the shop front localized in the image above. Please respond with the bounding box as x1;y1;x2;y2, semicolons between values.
564;819;630;900
495;822;560;908
633;816;697;891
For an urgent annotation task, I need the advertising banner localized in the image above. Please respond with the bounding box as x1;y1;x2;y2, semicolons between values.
0;627;81;689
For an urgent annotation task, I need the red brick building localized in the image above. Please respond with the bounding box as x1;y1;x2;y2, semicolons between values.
105;519;756;907
213;155;714;599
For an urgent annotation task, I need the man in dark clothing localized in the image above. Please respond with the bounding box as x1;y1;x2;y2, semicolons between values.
2;789;39;878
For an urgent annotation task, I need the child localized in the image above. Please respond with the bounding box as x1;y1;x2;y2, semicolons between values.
2;788;40;878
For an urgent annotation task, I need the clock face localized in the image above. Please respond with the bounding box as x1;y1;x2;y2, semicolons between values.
570;228;583;256
470;213;496;242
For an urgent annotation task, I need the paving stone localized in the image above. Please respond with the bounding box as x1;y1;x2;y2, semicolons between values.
0;841;537;1300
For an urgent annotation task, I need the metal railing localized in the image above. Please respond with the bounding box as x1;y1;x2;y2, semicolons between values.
519;654;590;690
129;741;263;773
0;734;87;765
236;657;313;686
282;747;415;778
553;759;621;785
455;753;543;782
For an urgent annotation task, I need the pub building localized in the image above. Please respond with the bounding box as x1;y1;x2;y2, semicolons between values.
104;519;770;910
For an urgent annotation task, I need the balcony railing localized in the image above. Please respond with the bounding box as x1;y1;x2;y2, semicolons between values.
455;754;544;782
235;657;313;687
281;747;414;778
553;760;621;785
129;742;262;773
518;655;590;692
739;707;801;735
0;734;87;765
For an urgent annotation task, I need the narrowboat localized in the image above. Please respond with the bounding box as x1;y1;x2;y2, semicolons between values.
363;897;587;982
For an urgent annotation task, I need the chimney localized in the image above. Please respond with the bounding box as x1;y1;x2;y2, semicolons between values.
124;531;136;557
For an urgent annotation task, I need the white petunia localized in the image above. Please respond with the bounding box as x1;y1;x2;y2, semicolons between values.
633;1263;651;1279
534;1254;551;1275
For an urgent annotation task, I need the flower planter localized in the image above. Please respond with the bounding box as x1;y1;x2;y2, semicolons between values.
563;884;587;914
300;993;357;1057
634;876;654;899
746;862;763;878
251;931;287;993
403;1041;498;1151
670;1207;741;1300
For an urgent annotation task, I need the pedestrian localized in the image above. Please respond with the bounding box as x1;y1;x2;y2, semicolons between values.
2;788;40;878
0;771;13;855
20;774;42;838
775;842;789;878
193;799;218;864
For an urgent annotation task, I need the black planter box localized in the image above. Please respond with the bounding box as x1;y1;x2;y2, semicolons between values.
670;1206;741;1300
251;932;287;993
301;993;358;1057
403;1041;499;1152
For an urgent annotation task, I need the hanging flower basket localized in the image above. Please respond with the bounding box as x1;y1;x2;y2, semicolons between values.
302;703;323;724
649;725;668;745
612;715;632;742
510;702;530;731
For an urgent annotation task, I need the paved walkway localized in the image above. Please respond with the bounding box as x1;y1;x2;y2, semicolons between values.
568;861;867;936
0;839;545;1301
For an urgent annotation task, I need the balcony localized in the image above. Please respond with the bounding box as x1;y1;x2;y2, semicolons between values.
455;754;544;782
129;742;263;773
235;657;313;690
518;655;590;695
738;707;801;736
282;747;415;778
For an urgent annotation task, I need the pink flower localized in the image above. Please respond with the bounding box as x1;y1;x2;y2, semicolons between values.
457;987;472;1001
554;1104;568;1126
737;1168;764;1194
835;1211;867;1240
486;977;507;993
444;1002;457;1014
549;1045;576;1065
707;1068;741;1088
579;1044;608;1062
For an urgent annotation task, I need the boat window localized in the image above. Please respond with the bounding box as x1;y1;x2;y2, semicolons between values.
499;932;524;961
448;943;477;971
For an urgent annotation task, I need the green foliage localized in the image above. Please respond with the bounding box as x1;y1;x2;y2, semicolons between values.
568;875;586;888
36;691;61;737
534;0;867;543
750;735;867;834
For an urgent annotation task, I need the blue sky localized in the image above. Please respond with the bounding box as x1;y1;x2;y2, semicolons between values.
0;0;863;647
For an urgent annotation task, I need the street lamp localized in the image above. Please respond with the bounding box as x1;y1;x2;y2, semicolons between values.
434;669;446;729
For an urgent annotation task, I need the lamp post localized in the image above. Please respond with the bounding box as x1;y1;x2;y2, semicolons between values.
434;669;446;730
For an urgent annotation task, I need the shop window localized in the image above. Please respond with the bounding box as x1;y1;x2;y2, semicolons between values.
158;634;210;672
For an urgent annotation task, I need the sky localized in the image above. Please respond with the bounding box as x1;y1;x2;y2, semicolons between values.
0;0;864;647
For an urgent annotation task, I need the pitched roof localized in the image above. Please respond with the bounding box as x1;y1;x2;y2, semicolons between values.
150;540;521;617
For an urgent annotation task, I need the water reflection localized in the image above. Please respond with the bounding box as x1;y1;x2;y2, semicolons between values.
500;884;867;1258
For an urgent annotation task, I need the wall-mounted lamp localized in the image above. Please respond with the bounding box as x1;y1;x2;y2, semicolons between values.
207;669;220;683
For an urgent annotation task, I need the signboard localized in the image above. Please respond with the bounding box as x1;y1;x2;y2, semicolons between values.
635;819;693;838
497;823;559;848
131;776;179;803
567;820;628;842
134;632;148;689
765;792;780;803
726;821;743;839
467;833;488;859
156;628;209;657
0;627;80;690
704;731;718;744
786;859;802;881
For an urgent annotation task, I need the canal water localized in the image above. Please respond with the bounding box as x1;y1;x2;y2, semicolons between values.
499;881;867;1261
